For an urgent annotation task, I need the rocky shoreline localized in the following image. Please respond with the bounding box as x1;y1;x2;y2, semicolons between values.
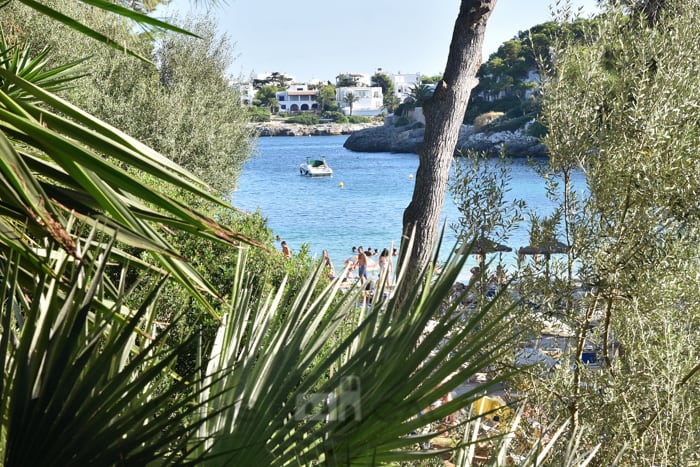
250;119;548;158
250;121;382;137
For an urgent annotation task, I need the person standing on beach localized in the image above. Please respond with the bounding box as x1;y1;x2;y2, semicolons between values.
281;241;291;259
378;248;393;287
356;246;368;282
322;250;335;279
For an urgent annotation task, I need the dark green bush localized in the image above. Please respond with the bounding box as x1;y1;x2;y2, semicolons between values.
348;115;371;123
322;111;348;123
525;119;548;138
394;116;410;127
487;115;532;133
248;106;271;122
286;113;320;125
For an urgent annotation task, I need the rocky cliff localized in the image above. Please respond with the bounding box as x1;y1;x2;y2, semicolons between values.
342;118;548;158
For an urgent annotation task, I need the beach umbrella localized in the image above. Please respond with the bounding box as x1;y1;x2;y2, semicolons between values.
471;236;513;256
469;236;512;274
517;240;569;256
517;240;569;278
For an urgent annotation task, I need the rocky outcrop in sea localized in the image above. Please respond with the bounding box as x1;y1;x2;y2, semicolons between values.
342;119;548;158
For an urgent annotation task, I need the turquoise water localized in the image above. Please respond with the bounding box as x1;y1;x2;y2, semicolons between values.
231;135;579;281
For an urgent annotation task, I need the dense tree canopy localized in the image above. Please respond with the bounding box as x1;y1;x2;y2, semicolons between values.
507;0;700;463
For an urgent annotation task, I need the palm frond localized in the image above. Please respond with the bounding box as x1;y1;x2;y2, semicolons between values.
0;228;212;465
0;49;263;316
16;0;198;63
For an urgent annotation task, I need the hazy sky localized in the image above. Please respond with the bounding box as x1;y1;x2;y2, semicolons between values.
157;0;599;82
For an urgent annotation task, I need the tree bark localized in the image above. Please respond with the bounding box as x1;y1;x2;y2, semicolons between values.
397;0;497;298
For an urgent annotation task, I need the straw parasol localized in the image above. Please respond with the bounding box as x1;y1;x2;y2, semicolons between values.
517;241;569;257
469;236;512;289
517;240;569;278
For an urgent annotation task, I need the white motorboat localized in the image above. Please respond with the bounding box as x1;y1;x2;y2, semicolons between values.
300;158;333;177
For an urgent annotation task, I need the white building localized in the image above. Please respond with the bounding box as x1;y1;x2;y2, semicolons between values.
336;86;384;116
237;82;255;106
336;72;371;87
387;71;422;102
276;84;320;113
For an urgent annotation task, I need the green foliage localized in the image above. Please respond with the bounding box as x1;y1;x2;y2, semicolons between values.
254;84;281;113
335;73;358;87
347;115;371;123
0;227;208;465
466;18;595;126
448;150;526;249
287;112;320;125
383;93;401;114
247;105;270;122
342;91;360;116
6;6;254;199
321;110;347;122
408;83;434;107
511;0;700;464
252;71;292;89
421;74;443;84
525;119;547;138
394;115;410;127
487;115;533;133
191;243;521;465
317;84;338;111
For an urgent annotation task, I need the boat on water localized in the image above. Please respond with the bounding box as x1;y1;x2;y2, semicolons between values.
300;158;333;177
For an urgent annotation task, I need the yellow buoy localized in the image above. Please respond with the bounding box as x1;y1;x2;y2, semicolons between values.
408;174;414;179
338;182;344;188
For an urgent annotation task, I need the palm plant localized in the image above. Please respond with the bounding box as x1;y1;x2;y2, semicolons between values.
192;240;521;465
0;3;261;318
343;91;360;116
0;224;213;465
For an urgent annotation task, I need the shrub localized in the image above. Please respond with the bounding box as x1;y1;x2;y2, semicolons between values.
394;116;410;127
348;115;371;123
322;111;347;123
525;119;548;138
248;106;271;122
286;113;320;125
487;115;531;133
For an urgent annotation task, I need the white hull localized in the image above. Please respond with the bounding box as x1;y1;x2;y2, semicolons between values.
300;159;333;177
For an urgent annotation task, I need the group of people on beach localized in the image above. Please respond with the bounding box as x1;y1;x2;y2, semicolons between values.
346;245;397;286
276;236;398;288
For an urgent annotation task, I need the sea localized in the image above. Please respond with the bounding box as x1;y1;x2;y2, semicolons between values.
231;135;583;282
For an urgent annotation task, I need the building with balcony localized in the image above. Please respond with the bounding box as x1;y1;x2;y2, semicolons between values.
276;84;320;113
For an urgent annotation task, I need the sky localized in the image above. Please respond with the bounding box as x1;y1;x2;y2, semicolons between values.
156;0;599;83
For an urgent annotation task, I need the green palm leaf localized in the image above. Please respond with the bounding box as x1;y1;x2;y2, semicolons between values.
16;0;198;63
0;43;262;316
0;230;213;465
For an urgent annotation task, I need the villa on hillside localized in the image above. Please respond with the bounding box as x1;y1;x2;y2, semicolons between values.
237;82;255;106
336;86;384;116
335;72;371;87
384;70;422;102
276;84;320;114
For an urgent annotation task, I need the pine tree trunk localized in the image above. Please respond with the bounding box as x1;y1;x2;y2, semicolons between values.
397;0;497;299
